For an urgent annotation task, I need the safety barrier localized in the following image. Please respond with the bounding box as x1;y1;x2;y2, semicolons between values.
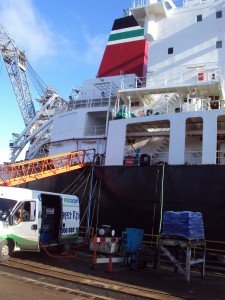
90;235;123;273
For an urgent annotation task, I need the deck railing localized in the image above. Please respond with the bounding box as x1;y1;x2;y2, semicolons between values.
120;69;222;91
70;97;115;110
84;125;106;136
216;150;225;165
132;0;152;7
184;150;202;165
124;151;169;166
131;98;212;116
123;149;225;165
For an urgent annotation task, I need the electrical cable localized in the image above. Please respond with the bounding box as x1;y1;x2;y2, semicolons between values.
40;242;77;259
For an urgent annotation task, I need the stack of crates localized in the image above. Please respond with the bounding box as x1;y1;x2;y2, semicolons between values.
162;211;205;239
123;228;144;254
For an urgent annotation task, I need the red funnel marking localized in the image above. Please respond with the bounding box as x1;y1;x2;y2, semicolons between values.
98;39;149;78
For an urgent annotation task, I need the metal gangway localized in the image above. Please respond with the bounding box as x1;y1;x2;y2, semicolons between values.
0;149;95;186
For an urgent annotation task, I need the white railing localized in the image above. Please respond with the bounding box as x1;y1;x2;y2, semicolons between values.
84;125;106;136
123;150;225;165
131;0;208;10
216;150;225;165
151;151;169;165
184;0;208;8
120;69;223;91
182;98;210;112
185;150;225;165
184;151;202;165
123;149;225;165
71;97;115;110
132;0;152;8
130;98;211;118
123;151;169;166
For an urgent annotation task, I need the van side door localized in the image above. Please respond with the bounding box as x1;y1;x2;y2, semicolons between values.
10;200;39;251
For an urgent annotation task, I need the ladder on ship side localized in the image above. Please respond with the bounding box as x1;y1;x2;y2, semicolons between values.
151;93;181;115
151;137;169;161
0;149;95;187
95;81;119;98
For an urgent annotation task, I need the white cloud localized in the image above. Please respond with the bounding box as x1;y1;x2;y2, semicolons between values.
0;148;11;164
0;0;107;66
0;0;57;61
84;33;108;65
70;16;108;65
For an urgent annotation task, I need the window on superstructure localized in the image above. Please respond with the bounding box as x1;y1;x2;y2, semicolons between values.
131;102;140;107
196;15;202;22
168;47;173;54
216;41;222;49
216;10;222;19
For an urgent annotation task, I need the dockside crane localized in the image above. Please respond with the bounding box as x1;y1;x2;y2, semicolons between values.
0;22;68;162
0;22;35;126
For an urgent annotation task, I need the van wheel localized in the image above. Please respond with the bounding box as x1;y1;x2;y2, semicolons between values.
0;240;12;260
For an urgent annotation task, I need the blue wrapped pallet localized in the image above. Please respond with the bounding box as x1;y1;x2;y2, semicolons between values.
123;228;144;254
162;211;205;239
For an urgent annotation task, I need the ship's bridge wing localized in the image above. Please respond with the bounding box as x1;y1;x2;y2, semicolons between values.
119;70;224;104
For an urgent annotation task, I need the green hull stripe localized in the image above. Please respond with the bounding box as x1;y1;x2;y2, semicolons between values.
0;234;38;245
61;233;79;239
108;29;144;42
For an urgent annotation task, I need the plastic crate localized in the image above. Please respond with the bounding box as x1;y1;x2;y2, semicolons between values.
162;211;205;239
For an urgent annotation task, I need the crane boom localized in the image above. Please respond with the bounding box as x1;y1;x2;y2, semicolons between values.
0;22;36;125
10;89;68;161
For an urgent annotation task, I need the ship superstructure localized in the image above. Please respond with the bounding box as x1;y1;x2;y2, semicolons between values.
47;0;225;168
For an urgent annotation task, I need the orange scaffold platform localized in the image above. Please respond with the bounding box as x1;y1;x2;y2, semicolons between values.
0;149;95;187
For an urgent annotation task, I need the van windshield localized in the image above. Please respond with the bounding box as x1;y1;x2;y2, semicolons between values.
0;198;17;221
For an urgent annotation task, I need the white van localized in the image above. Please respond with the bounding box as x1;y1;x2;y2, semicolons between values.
0;186;80;260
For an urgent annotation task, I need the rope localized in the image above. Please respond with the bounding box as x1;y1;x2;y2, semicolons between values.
95;180;102;233
80;203;89;226
151;168;160;239
63;173;87;195
79;177;96;227
61;166;88;194
158;165;165;235
81;173;91;200
79;174;92;226
79;174;91;225
87;160;95;228
71;174;90;195
89;180;98;228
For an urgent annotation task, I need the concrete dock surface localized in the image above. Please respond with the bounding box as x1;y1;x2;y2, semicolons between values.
0;250;224;300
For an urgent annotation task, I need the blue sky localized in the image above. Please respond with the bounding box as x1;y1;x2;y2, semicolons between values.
0;0;131;163
0;0;182;163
